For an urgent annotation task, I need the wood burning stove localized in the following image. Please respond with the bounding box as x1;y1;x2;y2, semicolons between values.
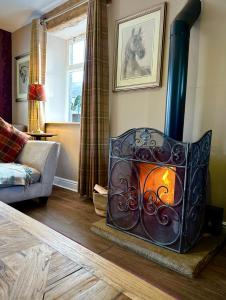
107;128;212;253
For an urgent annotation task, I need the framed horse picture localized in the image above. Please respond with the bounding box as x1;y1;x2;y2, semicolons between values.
15;54;30;101
113;3;166;91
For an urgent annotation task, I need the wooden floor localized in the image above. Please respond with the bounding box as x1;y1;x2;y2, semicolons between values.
12;187;226;300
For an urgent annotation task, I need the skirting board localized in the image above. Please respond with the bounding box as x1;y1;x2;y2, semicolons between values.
54;176;78;192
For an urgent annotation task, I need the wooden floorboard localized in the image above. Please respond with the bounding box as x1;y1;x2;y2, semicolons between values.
11;186;226;300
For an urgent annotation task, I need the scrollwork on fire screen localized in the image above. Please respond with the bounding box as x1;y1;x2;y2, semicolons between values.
182;131;212;250
107;160;140;231
107;158;184;247
140;165;183;246
110;128;188;166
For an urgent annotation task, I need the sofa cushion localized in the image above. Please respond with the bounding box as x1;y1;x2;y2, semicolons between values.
0;163;40;188
0;118;29;163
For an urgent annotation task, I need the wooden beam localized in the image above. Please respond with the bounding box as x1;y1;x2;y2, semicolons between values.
42;0;112;30
43;0;85;20
42;0;88;30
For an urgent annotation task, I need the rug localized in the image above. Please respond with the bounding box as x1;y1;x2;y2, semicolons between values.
91;219;226;278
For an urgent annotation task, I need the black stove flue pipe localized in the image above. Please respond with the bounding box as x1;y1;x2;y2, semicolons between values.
164;0;201;141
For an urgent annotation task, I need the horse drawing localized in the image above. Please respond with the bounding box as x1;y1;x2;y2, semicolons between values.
19;65;29;84
122;27;151;79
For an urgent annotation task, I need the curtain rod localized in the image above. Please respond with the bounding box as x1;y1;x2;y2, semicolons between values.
41;0;88;24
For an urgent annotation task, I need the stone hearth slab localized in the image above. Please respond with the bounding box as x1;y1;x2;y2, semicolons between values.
91;219;226;278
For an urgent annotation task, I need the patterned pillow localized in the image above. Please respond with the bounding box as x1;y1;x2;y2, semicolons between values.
0;118;29;163
0;163;41;187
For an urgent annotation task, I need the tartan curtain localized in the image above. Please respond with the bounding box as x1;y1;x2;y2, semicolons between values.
78;0;109;198
28;19;47;132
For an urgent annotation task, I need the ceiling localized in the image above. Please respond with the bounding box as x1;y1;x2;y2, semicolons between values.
0;0;68;32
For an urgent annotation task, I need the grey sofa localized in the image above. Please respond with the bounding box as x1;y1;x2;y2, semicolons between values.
0;141;60;204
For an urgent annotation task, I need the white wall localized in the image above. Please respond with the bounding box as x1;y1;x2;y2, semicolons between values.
45;33;67;122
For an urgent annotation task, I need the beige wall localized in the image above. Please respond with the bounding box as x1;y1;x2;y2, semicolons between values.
108;0;226;220
191;0;226;219
46;123;80;180
108;0;187;137
12;0;226;219
108;0;202;141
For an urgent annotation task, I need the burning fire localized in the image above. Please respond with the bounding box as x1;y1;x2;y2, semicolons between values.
138;163;176;206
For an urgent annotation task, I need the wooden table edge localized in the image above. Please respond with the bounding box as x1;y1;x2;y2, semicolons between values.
0;201;174;300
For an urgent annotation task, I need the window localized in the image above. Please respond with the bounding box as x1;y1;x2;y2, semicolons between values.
67;35;86;122
45;17;87;123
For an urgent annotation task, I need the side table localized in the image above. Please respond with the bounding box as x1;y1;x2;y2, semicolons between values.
27;132;57;141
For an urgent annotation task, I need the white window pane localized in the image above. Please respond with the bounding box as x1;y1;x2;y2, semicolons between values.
70;38;85;65
72;70;83;82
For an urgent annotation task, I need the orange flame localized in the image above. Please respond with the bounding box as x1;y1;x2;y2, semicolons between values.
138;163;175;206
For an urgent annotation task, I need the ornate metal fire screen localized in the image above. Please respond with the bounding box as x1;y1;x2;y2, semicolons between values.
107;128;212;253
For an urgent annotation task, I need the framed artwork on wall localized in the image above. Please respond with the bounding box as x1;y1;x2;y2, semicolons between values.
15;54;30;102
113;3;166;92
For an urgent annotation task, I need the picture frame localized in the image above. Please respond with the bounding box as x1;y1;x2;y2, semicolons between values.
15;53;30;101
113;3;166;92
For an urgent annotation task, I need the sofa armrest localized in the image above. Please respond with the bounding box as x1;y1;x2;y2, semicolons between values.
16;141;60;184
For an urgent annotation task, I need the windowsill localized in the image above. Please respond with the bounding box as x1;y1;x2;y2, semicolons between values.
45;122;80;125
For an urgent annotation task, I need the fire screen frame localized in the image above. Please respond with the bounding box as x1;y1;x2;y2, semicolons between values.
107;128;212;253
